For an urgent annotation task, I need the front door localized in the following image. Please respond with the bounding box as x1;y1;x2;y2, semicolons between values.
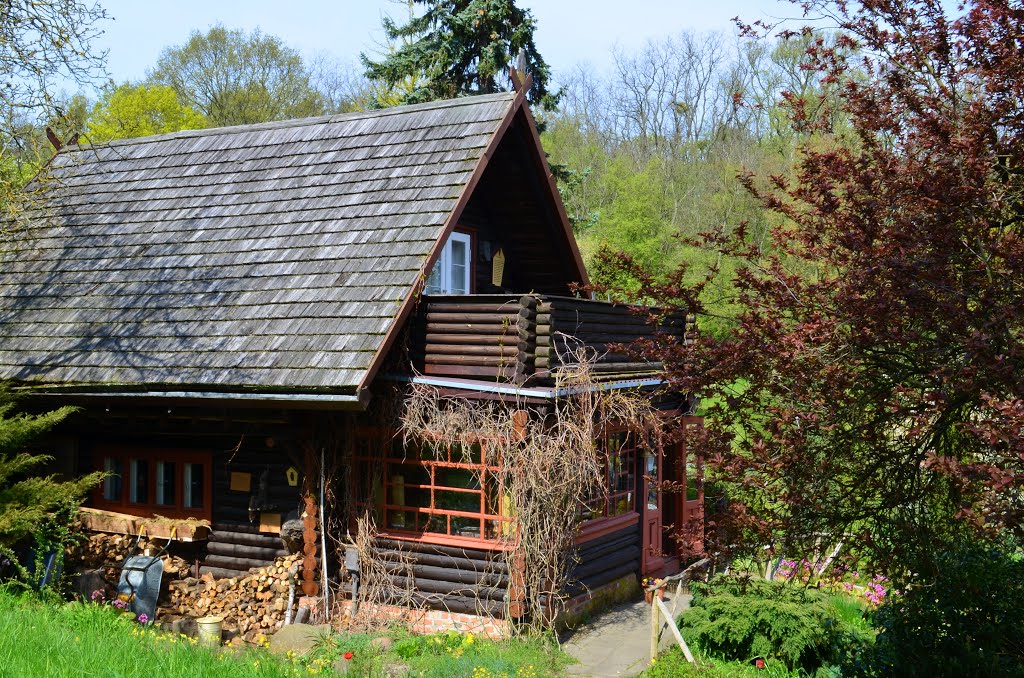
641;446;665;575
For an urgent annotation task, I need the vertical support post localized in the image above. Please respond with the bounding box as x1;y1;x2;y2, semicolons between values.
650;590;660;663
302;494;319;597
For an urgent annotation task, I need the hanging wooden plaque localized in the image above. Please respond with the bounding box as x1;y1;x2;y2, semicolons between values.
491;248;505;287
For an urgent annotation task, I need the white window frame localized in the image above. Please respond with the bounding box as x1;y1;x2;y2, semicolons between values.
425;231;472;294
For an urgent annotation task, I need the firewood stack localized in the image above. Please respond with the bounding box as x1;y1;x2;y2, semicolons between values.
70;533;192;585
163;553;304;643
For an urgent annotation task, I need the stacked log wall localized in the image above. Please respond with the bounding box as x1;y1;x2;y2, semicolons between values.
371;538;511;619
564;523;642;597
415;293;694;385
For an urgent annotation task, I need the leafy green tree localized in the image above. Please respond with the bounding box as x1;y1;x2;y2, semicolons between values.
0;398;101;586
149;24;326;126
362;0;558;110
85;83;207;142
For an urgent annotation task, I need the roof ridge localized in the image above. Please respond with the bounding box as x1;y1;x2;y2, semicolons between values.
67;92;518;152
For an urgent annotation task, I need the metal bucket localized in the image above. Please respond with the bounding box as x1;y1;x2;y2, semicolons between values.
196;615;224;648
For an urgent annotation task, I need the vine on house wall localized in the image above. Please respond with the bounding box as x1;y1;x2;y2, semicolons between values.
400;344;662;631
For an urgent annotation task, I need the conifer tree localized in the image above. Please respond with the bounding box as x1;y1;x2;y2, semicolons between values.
361;0;558;111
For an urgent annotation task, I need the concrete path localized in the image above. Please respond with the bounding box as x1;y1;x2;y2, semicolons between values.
561;591;692;678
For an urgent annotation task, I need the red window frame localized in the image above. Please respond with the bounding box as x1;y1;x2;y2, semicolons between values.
353;430;513;548
92;446;213;521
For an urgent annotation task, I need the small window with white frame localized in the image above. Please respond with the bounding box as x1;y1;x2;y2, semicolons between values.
425;231;472;294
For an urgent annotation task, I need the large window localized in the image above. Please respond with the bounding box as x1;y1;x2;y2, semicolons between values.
354;434;511;545
94;447;211;520
425;231;472;294
581;429;640;521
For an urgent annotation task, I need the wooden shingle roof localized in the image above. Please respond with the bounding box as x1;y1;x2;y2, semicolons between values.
0;92;519;398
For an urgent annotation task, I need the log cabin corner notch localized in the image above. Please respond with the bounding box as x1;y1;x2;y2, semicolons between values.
0;91;703;633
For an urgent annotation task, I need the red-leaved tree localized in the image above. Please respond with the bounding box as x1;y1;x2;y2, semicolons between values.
601;0;1024;579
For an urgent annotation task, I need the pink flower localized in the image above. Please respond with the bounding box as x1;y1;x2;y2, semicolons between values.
137;613;148;624
90;589;105;602
111;599;127;610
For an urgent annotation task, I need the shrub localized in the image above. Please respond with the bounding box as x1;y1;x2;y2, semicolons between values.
680;575;870;674
854;542;1024;677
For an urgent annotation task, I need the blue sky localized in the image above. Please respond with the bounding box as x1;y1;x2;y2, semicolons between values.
90;0;802;89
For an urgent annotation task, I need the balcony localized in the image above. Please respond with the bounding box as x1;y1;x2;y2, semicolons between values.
411;294;692;386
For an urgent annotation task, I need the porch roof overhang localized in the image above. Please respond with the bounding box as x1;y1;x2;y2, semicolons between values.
386;374;665;401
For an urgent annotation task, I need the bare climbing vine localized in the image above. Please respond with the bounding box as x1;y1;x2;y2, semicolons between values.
400;342;663;631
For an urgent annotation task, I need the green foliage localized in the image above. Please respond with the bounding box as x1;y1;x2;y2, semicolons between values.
0;397;101;587
311;629;566;677
680;576;870;675
362;0;558;111
642;647;803;677
149;24;326;126
853;542;1024;677
0;588;302;677
85;83;207;142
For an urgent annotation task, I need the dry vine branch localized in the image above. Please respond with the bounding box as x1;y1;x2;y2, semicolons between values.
401;343;664;632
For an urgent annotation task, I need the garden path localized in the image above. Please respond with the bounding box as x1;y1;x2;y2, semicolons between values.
561;589;692;677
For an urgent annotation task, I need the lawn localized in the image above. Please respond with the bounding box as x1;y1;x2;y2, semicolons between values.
0;588;570;678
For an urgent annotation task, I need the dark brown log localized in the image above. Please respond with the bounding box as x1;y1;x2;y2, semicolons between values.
422;333;513;345
373;547;509;574
379;561;510;588
422;364;515;379
425;322;516;335
426;312;520;324
424;354;516;366
425;302;521;314
376;538;502;562
207;541;289;561
424;343;518;357
387;574;507;601
209;529;287;549
199;565;250;580
569;546;640;581
203;554;275;572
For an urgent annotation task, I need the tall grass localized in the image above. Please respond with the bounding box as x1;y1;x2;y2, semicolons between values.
0;588;311;678
0;587;570;678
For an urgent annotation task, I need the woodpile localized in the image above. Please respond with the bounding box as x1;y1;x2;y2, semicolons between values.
70;533;192;586
163;553;303;644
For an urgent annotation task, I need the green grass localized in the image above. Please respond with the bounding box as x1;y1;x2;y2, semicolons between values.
0;588;300;678
0;587;570;678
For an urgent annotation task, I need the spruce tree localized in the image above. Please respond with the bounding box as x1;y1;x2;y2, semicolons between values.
362;0;558;111
0;399;101;585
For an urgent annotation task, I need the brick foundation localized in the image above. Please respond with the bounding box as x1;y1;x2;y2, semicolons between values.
335;602;513;639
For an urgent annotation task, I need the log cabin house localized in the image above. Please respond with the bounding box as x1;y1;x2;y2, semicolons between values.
0;89;702;633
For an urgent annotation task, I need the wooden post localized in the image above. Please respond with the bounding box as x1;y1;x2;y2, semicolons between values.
650;590;660;663
301;494;319;597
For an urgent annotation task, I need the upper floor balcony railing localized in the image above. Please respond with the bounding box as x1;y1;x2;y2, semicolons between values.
411;294;693;385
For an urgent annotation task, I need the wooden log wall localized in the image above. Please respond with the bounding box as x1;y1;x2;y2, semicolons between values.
564;523;642;597
203;446;302;579
372;538;511;618
415;294;694;385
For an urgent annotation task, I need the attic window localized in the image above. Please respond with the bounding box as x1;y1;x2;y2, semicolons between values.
425;231;472;294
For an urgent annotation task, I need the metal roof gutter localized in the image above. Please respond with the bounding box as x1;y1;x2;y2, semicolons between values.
385;374;664;399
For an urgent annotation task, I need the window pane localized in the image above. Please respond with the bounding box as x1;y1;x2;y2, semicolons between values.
184;463;204;509
449;238;468;294
103;458;123;501
129;459;149;504
156;461;176;506
424;261;443;294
